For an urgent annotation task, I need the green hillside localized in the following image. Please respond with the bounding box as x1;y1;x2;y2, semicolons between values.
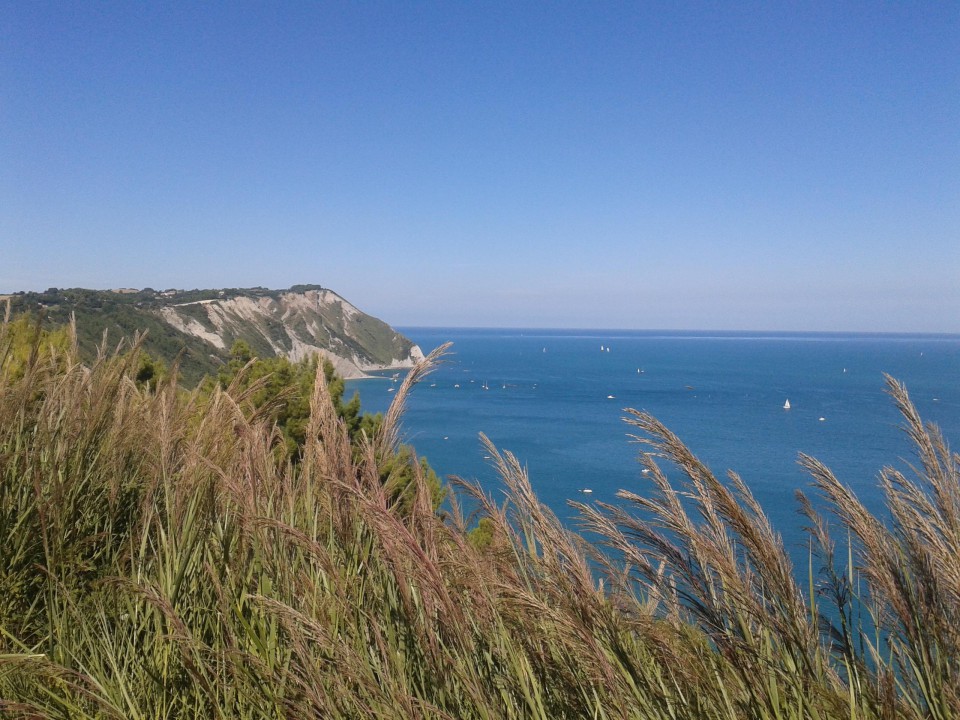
3;285;418;386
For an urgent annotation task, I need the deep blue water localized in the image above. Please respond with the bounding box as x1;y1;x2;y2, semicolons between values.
347;328;960;560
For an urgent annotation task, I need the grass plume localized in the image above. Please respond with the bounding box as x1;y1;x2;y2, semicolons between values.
0;321;956;718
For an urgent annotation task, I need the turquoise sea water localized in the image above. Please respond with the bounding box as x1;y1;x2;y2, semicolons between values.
347;328;960;557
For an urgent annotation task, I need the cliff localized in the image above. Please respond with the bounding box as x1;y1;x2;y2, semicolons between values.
6;285;422;385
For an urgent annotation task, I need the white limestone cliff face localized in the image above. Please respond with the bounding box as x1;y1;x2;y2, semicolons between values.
157;289;421;378
158;305;227;350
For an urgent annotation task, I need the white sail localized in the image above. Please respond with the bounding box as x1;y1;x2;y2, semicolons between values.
783;399;791;410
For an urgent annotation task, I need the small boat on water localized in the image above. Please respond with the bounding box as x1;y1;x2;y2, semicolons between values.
783;399;791;410
580;488;593;494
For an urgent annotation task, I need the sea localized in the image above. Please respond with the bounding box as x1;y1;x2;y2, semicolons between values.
346;328;960;563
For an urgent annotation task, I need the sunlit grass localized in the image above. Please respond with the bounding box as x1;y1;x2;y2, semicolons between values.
0;316;956;718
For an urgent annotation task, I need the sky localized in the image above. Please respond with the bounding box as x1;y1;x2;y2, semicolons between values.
2;2;958;332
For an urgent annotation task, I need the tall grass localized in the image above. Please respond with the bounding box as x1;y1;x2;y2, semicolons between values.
0;320;956;718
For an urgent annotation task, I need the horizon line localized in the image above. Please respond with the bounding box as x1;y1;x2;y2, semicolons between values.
394;325;960;339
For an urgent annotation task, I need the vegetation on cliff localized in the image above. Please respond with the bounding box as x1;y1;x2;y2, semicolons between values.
4;286;420;386
0;315;957;718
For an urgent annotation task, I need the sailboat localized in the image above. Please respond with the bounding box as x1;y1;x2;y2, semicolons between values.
783;399;791;410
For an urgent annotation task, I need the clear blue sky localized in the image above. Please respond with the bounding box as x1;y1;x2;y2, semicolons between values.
2;2;957;331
